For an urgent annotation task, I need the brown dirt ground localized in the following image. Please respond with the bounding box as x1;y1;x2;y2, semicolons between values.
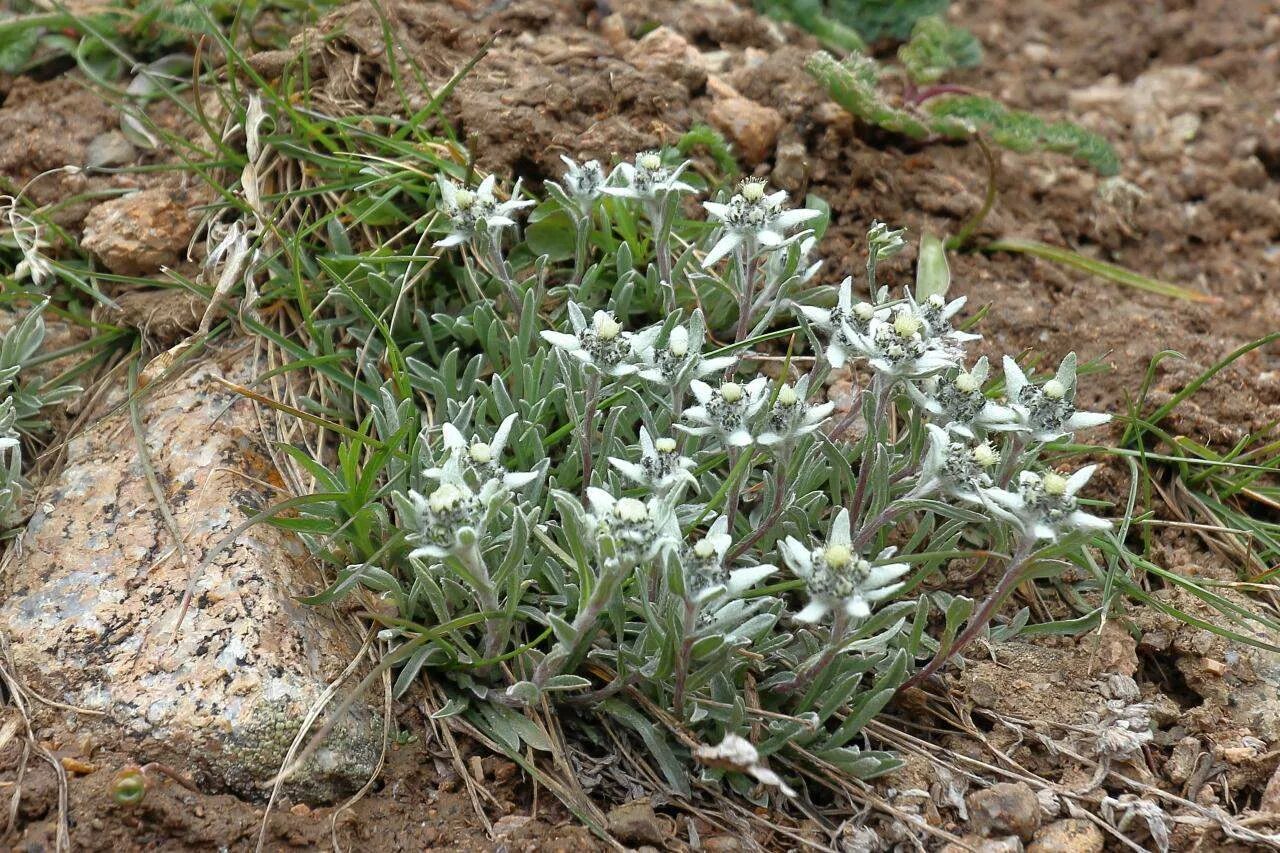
3;0;1280;849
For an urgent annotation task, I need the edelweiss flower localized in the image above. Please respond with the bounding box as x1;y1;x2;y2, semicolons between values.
694;733;795;797
701;179;821;267
985;467;1111;541
907;357;1017;438
540;302;638;377
680;516;776;604
903;290;980;345
630;312;735;387
400;456;503;559
1003;353;1111;442
917;424;999;504
556;154;606;213
851;307;958;379
608;427;697;495
680;376;769;448
584;487;680;566
757;378;834;446
602;150;696;201
427;412;541;490
795;276;887;369
434;174;533;249
780;508;909;622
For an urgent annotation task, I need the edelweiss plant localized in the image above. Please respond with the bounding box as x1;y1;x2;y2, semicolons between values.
284;146;1121;807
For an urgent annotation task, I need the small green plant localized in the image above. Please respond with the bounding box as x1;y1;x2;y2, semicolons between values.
755;0;952;49
0;297;83;529
806;24;1120;176
251;144;1151;806
0;0;336;78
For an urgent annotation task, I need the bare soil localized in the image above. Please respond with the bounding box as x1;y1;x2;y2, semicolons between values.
3;0;1279;849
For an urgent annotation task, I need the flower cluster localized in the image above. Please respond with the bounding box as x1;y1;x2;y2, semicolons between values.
401;148;1126;808
702;178;821;267
781;509;910;622
399;456;500;559
987;467;1110;541
680;516;775;605
603;150;696;202
540;303;637;377
434;174;532;249
584;487;679;567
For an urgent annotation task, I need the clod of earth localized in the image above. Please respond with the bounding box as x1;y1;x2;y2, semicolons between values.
0;350;380;804
967;781;1043;840
1027;818;1105;853
80;188;204;276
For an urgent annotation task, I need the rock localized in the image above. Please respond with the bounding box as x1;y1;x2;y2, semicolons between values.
0;350;379;803
80;187;202;275
1093;620;1139;677
493;814;535;840
606;798;668;846
707;95;784;167
85;130;137;169
967;782;1042;840
625;27;706;93
1028;819;1104;853
771;138;809;193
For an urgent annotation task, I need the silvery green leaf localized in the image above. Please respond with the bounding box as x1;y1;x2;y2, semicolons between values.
547;612;577;646
505;680;541;705
393;646;433;698
603;699;690;796
542;674;592;692
690;633;727;659
914;232;950;300
430;696;469;719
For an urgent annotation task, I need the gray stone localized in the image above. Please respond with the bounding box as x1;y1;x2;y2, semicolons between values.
0;349;379;803
85;130;137;169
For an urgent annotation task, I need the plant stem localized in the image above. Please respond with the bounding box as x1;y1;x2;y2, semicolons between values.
671;596;698;717
727;452;788;562
848;374;891;524
459;540;504;661
481;232;522;312
531;560;623;687
732;240;759;344
908;82;976;106
900;535;1036;692
648;200;674;310
723;447;753;532
580;372;601;496
777;609;850;695
570;212;591;288
851;500;911;552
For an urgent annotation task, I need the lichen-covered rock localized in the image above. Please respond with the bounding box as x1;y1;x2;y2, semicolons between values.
80;187;202;275
0;349;379;803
